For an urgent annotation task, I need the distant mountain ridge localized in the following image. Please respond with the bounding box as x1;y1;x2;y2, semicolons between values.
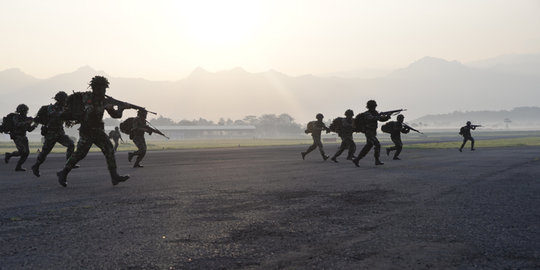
1;54;539;124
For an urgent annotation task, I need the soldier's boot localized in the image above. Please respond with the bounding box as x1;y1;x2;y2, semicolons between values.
375;158;384;165
73;164;80;169
15;165;26;172
393;157;401;160
110;170;129;186
459;148;463;152
5;152;11;164
330;156;338;163
386;148;391;156
301;152;306;160
31;163;40;177
128;152;134;162
471;148;475;151
352;156;362;167
322;154;329;161
56;168;70;187
133;162;144;168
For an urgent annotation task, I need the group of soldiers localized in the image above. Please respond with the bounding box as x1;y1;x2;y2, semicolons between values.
1;76;158;187
301;100;478;165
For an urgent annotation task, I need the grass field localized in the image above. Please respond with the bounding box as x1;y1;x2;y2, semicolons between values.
1;131;539;153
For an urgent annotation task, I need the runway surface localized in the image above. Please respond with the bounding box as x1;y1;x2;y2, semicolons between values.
1;145;539;269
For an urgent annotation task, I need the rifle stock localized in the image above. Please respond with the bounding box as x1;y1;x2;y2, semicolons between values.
379;109;406;116
403;123;423;134
146;120;170;139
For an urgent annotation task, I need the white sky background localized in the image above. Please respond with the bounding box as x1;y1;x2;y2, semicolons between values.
1;0;539;80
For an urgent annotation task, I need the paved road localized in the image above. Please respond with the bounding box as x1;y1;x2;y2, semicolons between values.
1;145;539;269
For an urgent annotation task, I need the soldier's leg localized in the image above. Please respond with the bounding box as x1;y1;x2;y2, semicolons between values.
315;139;328;159
114;139;119;152
394;137;403;159
133;136;147;167
470;137;475;150
94;131;129;184
57;134;93;186
15;136;30;171
57;134;75;160
5;137;22;163
331;140;347;162
32;135;57;176
372;136;383;165
459;138;468;151
356;135;374;160
346;138;356;160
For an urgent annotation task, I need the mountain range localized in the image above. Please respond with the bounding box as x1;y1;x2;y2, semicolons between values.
1;54;539;125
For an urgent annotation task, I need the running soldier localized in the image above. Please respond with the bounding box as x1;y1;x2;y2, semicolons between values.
353;100;390;166
459;121;478;152
31;91;78;177
330;109;356;162
384;114;410;160
108;126;123;152
56;76;129;187
127;110;151;168
301;113;330;160
4;104;38;171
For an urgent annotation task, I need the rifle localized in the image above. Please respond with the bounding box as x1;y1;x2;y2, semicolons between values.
145;120;170;139
471;125;482;128
403;123;423;134
379;109;406;117
104;95;157;115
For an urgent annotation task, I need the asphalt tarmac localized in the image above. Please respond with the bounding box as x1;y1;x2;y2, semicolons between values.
1;145;539;269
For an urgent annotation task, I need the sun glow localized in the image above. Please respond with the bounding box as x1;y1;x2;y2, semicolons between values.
177;1;265;46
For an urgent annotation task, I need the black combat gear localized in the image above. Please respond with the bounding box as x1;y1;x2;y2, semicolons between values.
128;112;151;168
108;127;123;152
331;116;356;162
302;117;330;160
353;109;390;166
5;110;36;171
32;101;76;177
57;76;129;186
385;120;410;160
459;123;476;152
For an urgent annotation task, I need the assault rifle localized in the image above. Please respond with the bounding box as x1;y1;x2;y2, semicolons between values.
403;123;423;134
471;124;482;128
379;109;406;117
104;95;157;115
145;120;170;139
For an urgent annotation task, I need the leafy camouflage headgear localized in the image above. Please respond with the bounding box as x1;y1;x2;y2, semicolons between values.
54;91;68;102
466;121;471;125
89;76;109;89
366;100;377;109
397;114;404;121
345;109;354;117
316;113;324;120
16;104;29;113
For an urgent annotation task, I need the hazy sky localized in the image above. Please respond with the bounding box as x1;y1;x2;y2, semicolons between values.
1;0;539;80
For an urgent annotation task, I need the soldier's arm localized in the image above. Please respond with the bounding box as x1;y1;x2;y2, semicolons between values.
401;127;410;134
104;103;124;119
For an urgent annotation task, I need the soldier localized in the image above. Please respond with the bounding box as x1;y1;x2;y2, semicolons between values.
127;110;152;168
459;121;476;152
4;104;37;171
301;113;330;160
108;126;123;152
330;109;356;162
56;76;129;187
385;114;410;160
31;91;78;177
353;100;390;166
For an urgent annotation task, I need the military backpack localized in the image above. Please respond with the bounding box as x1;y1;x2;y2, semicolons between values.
354;113;367;133
0;113;17;134
381;122;393;134
305;121;317;134
119;117;136;135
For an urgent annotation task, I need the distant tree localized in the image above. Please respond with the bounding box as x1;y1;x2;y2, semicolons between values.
226;118;234;125
150;115;176;126
218;118;225;125
178;119;196;126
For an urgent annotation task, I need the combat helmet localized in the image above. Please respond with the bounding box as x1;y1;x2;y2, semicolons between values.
54;91;68;102
397;114;404;121
316;113;324;120
16;104;29;114
466;121;471;125
366;100;377;109
345;109;354;117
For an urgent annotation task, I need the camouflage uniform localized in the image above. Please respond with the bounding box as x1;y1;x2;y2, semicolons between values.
57;76;129;187
302;119;330;160
108;128;122;152
459;124;476;151
128;113;150;167
385;121;410;159
5;110;36;171
331;117;356;162
353;109;390;166
32;103;75;176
